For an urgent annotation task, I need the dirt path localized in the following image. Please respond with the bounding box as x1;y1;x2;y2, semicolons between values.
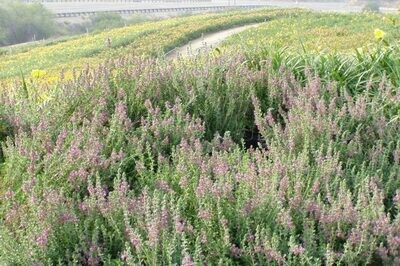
167;23;262;59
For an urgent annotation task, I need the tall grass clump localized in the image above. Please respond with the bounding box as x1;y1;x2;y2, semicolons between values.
238;41;400;94
0;43;399;264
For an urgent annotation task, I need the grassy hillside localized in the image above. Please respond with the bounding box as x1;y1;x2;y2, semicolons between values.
0;8;298;81
221;12;400;91
0;9;396;84
223;12;400;52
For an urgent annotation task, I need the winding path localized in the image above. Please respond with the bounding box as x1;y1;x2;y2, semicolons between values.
167;23;261;59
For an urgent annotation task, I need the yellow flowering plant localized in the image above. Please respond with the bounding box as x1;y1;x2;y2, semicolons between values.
31;69;47;79
374;28;386;40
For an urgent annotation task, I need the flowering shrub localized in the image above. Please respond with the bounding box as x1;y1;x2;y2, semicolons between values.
1;8;400;264
0;45;399;264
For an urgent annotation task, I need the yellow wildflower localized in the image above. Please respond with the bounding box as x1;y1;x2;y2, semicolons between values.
374;29;386;40
31;69;47;79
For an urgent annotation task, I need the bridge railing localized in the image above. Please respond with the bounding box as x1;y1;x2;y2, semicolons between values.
52;5;266;17
24;0;213;2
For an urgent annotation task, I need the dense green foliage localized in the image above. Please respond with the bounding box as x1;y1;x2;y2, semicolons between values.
0;9;399;265
89;13;126;32
62;13;151;36
0;0;56;46
363;0;381;12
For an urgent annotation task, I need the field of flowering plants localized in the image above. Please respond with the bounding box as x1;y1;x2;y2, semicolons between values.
0;7;400;266
0;8;298;82
223;12;400;53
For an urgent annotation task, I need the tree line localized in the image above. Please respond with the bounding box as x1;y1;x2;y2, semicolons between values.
0;0;55;46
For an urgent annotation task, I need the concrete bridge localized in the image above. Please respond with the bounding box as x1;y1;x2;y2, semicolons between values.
23;1;398;16
53;5;268;17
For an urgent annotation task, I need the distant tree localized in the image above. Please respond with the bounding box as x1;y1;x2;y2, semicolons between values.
89;13;125;32
0;0;56;46
363;0;380;12
0;4;10;46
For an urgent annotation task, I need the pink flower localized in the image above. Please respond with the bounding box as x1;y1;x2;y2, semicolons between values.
378;246;388;259
22;177;37;194
35;227;51;247
277;209;294;230
213;158;229;176
126;228;141;249
181;254;194;266
175;216;185;233
348;229;362;245
147;222;159;247
156;180;172;193
198;208;212;220
290;244;305;256
230;244;242;258
266;248;285;265
196;175;212;198
120;250;129;261
68;168;89;183
393;190;400;206
59;213;77;223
